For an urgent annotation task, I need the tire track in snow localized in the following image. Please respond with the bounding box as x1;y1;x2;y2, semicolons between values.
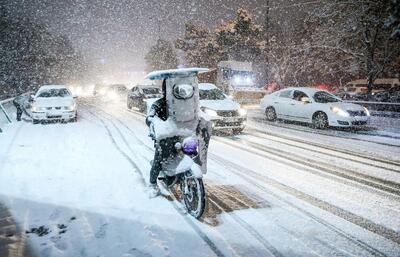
244;129;400;172
211;185;384;256
214;137;400;199
101;104;390;256
210;154;389;256
84;107;226;257
206;192;283;257
106;103;393;256
210;153;400;248
86;109;146;187
102;105;380;257
249;117;400;148
92;105;287;257
0;122;25;174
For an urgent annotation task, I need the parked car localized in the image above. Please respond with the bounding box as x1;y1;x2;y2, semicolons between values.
30;85;77;124
199;83;247;134
127;85;162;112
336;91;353;100
389;91;400;103
260;87;370;129
372;91;390;102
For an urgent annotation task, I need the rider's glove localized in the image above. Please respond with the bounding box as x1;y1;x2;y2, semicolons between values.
148;123;156;140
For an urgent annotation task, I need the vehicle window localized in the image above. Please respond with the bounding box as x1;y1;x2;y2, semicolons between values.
37;88;71;98
222;69;230;80
142;88;161;95
313;91;341;103
279;90;292;98
346;87;356;92
117;86;126;92
199;89;226;100
293;90;308;101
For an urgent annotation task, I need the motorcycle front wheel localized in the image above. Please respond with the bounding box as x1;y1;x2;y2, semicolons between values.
180;171;205;219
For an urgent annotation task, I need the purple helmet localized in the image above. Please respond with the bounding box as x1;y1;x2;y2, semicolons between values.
182;137;199;155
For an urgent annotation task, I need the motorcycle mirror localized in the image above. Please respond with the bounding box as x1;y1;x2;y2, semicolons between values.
175;142;182;150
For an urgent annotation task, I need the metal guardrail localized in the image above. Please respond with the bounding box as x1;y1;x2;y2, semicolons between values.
346;100;400;106
0;97;15;121
345;100;400;114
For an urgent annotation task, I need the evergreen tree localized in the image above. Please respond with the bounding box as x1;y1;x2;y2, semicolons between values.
0;12;86;98
176;22;223;67
145;39;178;72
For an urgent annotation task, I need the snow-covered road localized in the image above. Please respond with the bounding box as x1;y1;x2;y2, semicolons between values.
0;99;400;257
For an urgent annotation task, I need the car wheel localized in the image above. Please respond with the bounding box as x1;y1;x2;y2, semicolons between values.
312;112;328;129
265;107;277;121
33;119;39;125
127;101;133;110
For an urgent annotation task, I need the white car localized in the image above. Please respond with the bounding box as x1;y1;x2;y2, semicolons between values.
260;87;370;128
199;83;247;133
31;85;77;124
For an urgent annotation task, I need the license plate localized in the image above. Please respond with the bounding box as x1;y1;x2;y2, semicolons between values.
223;117;239;122
47;115;61;119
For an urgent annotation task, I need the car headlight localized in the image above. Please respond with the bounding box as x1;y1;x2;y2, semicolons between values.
238;108;247;116
203;108;218;117
331;106;349;117
363;107;370;116
99;89;107;95
64;104;76;111
233;76;242;85
32;106;44;112
107;91;118;100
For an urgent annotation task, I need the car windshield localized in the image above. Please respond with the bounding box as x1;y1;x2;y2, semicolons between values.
199;89;226;100
142;88;161;95
110;85;127;92
37;88;70;98
313;91;341;103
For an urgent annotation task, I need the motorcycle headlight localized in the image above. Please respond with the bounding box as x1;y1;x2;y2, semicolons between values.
363;107;370;116
203;108;218;117
238;108;247;116
331;106;349;117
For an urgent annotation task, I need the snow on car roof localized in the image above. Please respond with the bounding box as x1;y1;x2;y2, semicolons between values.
136;84;159;89
39;85;68;89
199;83;218;90
145;68;209;80
284;87;324;94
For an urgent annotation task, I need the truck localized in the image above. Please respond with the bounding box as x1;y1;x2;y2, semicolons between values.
199;61;266;104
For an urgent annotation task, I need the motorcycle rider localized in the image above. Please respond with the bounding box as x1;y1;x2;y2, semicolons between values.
145;78;212;198
145;79;168;197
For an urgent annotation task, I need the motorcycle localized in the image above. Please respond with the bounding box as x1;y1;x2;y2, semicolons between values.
146;68;210;219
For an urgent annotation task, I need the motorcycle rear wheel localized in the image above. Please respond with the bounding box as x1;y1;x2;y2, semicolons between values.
180;171;205;219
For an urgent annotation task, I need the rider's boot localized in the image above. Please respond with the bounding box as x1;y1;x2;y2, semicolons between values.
148;183;160;198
